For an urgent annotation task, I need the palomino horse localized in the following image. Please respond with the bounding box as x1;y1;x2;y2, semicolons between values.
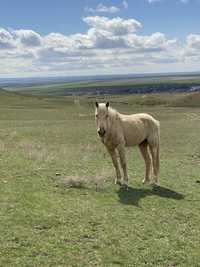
95;102;160;188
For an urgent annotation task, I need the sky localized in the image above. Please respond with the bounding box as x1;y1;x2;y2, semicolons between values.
0;0;200;77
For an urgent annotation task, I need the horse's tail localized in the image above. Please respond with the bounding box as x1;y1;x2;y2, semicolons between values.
156;132;160;178
155;120;160;179
149;119;160;180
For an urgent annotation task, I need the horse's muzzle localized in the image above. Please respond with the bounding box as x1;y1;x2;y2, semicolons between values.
98;128;106;137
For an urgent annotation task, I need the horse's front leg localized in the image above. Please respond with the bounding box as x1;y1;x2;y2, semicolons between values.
117;144;128;188
107;148;122;185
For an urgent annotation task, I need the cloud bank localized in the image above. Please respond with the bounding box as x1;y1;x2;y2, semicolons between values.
0;16;199;77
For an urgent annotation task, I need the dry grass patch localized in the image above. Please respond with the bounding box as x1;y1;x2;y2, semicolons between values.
18;141;48;161
55;174;107;190
0;141;5;153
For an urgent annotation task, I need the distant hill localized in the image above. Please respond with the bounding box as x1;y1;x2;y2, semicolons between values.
0;87;50;108
4;78;200;97
1;72;200;89
0;88;10;94
171;92;200;107
1;72;200;96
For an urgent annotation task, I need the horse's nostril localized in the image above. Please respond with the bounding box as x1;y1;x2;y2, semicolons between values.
98;128;105;137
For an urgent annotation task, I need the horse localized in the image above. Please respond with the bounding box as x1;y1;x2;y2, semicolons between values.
95;102;160;188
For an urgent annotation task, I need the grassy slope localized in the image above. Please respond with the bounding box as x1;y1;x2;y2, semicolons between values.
0;91;200;266
170;92;200;107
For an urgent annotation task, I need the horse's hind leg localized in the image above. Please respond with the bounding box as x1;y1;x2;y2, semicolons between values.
139;140;152;184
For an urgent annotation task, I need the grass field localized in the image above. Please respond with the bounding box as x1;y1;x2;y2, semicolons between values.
0;90;200;266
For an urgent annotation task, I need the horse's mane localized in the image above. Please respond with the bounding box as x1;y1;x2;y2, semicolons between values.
108;106;120;122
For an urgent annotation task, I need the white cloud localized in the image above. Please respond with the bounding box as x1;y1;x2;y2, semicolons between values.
85;3;120;14
186;34;200;49
83;16;142;36
180;0;189;3
122;1;128;9
13;29;42;47
0;28;16;49
85;1;129;14
126;32;178;53
43;33;71;48
147;0;162;3
147;0;190;3
182;34;200;63
0;16;198;77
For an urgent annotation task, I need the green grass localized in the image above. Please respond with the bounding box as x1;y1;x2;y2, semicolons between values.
0;91;200;266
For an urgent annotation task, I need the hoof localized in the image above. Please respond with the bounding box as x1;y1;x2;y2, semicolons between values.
142;179;150;184
121;184;129;191
115;180;122;186
151;181;159;188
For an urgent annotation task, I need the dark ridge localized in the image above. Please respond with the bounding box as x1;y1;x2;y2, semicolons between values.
50;84;200;96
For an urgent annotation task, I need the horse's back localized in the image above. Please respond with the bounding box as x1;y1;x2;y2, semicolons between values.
119;113;159;146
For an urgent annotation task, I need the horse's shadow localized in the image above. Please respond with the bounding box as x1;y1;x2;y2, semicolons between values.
117;184;184;206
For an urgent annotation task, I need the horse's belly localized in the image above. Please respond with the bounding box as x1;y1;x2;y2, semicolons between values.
125;133;146;146
123;124;147;146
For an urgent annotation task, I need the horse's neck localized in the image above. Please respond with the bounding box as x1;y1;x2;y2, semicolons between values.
104;109;122;146
108;108;118;122
108;109;122;133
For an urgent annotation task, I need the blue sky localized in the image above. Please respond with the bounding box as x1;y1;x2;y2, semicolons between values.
0;0;200;77
1;0;199;37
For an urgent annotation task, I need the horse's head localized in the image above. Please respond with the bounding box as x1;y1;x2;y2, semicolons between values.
95;102;110;138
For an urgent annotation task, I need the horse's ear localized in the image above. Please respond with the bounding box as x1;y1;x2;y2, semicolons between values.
95;102;99;108
106;102;109;108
